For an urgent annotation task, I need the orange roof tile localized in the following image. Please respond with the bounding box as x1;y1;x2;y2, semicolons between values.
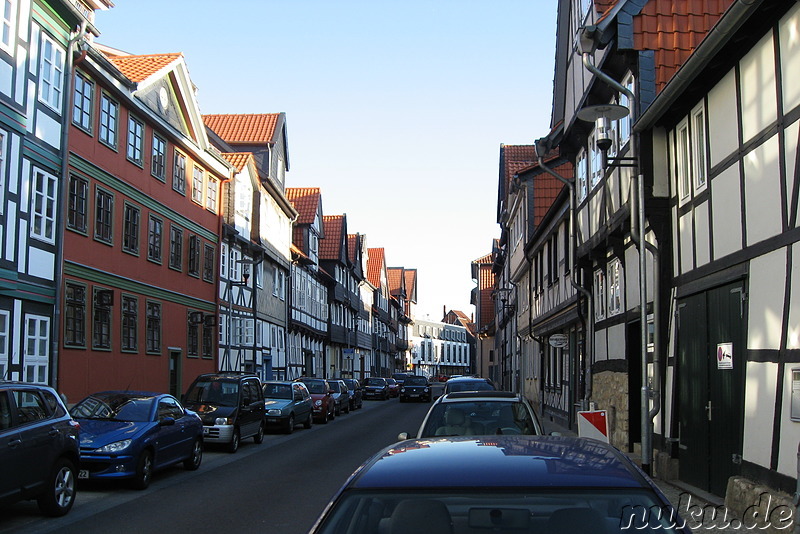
320;215;344;260
220;152;256;173
105;53;182;83
366;248;385;287
404;269;417;303
203;114;281;145
501;145;538;194
633;0;735;93
286;187;321;225
347;234;359;262
387;268;404;295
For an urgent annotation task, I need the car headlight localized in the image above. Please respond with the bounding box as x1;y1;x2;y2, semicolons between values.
315;400;322;407
424;387;430;392
267;409;282;416
95;439;131;454
214;417;231;425
400;388;406;393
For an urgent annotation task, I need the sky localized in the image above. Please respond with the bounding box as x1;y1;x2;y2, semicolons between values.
95;0;559;321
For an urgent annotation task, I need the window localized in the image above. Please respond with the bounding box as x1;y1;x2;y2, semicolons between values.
0;310;8;380
169;225;183;271
64;283;86;347
121;295;137;351
187;312;199;357
30;168;57;243
563;223;570;273
206;178;218;212
594;269;606;321
273;266;280;297
72;72;93;132
676;119;691;200
148;214;163;263
576;148;588;202
691;106;707;192
94;187;113;244
255;261;263;289
126;115;144;165
146;301;161;353
203;244;214;282
0;129;5;215
220;243;228;281
202;320;213;358
151;134;166;181
67;175;88;233
92;288;111;350
173;150;186;193
589;130;603;188
188;235;200;277
39;33;64;111
24;315;49;383
122;203;140;254
619;74;634;147
608;258;623;316
99;93;118;148
1;0;17;53
551;235;558;282
191;165;203;204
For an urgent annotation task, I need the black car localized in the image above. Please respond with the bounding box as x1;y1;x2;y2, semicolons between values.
0;381;80;516
399;375;431;402
342;379;363;410
183;372;265;453
442;376;497;395
362;377;390;400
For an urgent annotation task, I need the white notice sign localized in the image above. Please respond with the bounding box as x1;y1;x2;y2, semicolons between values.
716;342;733;370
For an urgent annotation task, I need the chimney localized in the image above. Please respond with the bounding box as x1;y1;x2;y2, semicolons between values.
443;305;446;318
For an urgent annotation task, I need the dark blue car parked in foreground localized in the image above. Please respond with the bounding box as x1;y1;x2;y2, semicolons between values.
310;435;692;533
70;391;203;489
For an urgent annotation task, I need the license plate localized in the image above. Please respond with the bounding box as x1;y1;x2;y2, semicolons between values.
78;470;89;479
267;418;278;423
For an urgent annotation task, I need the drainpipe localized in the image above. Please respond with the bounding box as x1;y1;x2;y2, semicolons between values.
52;21;88;393
581;50;652;473
534;142;594;410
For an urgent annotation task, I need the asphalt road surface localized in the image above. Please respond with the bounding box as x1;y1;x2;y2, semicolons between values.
0;391;437;534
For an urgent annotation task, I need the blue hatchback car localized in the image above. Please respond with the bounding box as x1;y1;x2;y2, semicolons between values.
70;391;203;489
310;435;691;533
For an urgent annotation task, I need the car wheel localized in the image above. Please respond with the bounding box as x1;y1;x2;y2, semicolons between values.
344;402;350;414
183;439;203;471
254;422;264;444
227;428;240;453
303;411;313;429
286;414;295;434
37;457;76;516
131;450;153;490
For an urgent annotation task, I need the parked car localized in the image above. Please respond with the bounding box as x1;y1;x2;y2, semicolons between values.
0;381;80;516
442;376;497;395
391;372;410;386
362;377;390;400
330;379;350;416
342;379;363;410
385;378;400;398
263;381;313;434
70;391;203;490
183;372;265;453
400;391;544;440
296;378;336;424
398;375;431;402
309;435;691;533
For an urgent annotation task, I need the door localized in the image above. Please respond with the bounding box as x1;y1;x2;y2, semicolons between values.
677;281;746;495
169;350;182;397
155;397;186;466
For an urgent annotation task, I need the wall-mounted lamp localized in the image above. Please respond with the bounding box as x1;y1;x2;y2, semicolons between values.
577;104;629;152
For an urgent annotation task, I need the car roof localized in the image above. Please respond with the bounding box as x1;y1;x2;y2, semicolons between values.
83;390;163;399
447;376;490;382
439;391;520;401
349;436;647;490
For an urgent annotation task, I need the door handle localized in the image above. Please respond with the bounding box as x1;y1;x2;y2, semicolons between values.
8;439;21;448
49;429;59;437
705;401;712;421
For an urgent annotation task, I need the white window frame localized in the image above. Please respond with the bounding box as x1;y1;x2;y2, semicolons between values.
126;114;144;165
39;32;65;112
619;73;634;148
608;258;624;316
24;314;50;384
691;104;708;193
676;118;691;203
255;261;263;289
30;167;57;243
99;93;118;148
206;177;218;212
589;129;603;189
1;0;17;54
576;148;588;202
0;309;9;380
0;128;6;216
594;269;606;321
192;165;204;204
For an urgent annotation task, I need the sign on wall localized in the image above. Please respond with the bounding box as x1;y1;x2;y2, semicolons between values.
716;342;733;370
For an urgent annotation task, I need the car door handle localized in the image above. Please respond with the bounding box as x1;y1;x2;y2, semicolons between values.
7;439;22;448
48;429;60;437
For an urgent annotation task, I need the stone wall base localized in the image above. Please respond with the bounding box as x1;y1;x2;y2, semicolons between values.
590;370;629;450
724;476;795;534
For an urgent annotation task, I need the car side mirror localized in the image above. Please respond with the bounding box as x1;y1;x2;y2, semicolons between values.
159;417;176;427
397;432;409;441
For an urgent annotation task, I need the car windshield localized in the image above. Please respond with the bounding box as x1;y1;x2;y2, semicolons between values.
343;380;357;389
263;384;292;399
365;378;385;386
405;376;427;386
419;401;538;437
314;489;685;534
70;394;154;422
304;381;327;394
184;380;239;406
447;380;494;393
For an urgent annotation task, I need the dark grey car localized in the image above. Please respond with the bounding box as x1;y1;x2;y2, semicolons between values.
263;381;314;433
0;381;80;516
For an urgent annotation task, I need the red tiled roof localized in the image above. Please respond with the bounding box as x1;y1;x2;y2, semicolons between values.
320;215;344;260
478;262;496;329
633;0;735;93
404;269;417;303
220;152;256;172
472;253;494;264
387;267;404;295
286;187;321;225
105;53;182;82
347;234;359;262
203;114;281;145
534;159;572;226
366;248;385;287
501;145;538;195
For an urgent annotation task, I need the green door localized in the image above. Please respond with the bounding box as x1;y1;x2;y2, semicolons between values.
677;281;745;495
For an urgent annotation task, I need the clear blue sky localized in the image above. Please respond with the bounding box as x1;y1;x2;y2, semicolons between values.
95;1;558;320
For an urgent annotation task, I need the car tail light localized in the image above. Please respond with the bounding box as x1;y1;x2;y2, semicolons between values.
69;420;80;431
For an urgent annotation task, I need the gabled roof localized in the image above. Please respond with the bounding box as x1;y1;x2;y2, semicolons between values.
106;53;183;83
220;152;256;173
387;267;405;297
366;248;386;288
286;187;322;225
516;149;571;227
320;215;345;261
498;145;538;221
403;269;417;304
347;234;359;263
203;114;282;145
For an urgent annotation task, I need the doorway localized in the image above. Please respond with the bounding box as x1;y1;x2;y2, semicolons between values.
169;349;182;397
